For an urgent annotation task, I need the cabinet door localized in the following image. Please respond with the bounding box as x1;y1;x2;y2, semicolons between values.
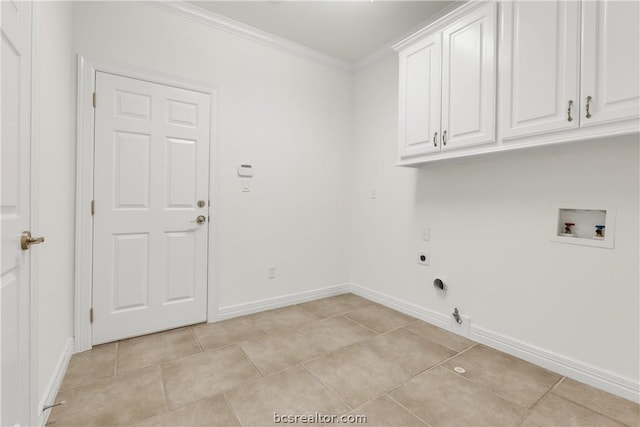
398;33;442;159
581;0;640;126
441;1;496;150
499;1;580;139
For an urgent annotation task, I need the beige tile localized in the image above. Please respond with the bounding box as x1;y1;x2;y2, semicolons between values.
333;293;373;310
442;344;561;408
59;343;116;390
134;394;240;426
192;316;267;351
117;327;201;373
252;305;318;334
299;316;375;352
299;294;372;319
363;328;455;376
553;378;640;426
162;345;260;409
349;396;426;426
405;320;474;352
239;329;325;375
225;366;348;426
48;366;166;426
344;304;415;333
304;344;409;408
389;366;527;427
522;394;625;427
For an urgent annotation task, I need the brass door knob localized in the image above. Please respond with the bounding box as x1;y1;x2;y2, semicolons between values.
193;215;207;225
21;231;45;250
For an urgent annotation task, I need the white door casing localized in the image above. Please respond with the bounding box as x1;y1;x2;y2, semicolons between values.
1;1;33;425
499;0;581;140
92;72;211;344
580;0;640;126
398;32;442;158
441;1;496;150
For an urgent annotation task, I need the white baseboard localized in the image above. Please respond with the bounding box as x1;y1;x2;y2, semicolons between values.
38;337;74;426
471;326;640;404
348;282;640;404
217;283;350;320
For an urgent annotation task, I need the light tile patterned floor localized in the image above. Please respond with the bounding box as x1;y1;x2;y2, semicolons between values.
47;294;639;426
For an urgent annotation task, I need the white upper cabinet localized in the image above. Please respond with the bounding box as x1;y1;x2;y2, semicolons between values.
398;33;442;158
441;2;497;150
395;0;639;165
499;1;581;139
580;0;640;126
396;1;497;161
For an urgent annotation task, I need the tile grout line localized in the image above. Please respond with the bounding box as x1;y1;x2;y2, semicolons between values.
528;376;566;412
114;341;119;377
222;392;245;427
513;377;566;427
157;362;171;417
385;393;435;427
235;343;265;377
300;363;354;412
189;325;205;353
543;381;635;427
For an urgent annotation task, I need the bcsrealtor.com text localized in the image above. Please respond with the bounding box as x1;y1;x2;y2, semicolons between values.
274;413;367;424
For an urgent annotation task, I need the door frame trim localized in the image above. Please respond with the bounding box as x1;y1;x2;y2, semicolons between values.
74;55;220;352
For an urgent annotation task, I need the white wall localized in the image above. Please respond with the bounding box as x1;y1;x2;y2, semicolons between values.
351;54;639;384
35;1;75;400
72;2;354;310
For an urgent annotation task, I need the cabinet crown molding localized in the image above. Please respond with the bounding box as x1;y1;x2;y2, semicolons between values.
392;0;491;52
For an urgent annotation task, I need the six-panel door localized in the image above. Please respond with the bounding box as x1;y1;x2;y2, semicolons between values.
499;1;581;139
1;1;34;424
92;72;211;344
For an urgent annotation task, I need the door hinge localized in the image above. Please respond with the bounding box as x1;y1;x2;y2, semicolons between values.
90;308;94;323
91;200;95;216
92;92;96;108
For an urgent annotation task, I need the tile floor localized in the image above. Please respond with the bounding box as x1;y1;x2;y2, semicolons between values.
48;294;639;426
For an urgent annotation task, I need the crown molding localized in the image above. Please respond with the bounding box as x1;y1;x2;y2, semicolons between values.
353;0;468;72
145;1;353;73
147;1;471;75
392;0;481;51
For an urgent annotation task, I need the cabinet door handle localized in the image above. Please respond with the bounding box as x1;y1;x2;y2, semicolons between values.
567;100;574;122
585;96;592;118
442;130;447;146
433;132;438;147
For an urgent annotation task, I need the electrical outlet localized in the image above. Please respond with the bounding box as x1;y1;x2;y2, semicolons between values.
421;227;430;241
268;265;276;279
417;252;430;266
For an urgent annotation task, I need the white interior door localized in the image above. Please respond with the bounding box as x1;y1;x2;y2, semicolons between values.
1;1;34;425
398;32;442;158
580;0;640;126
499;0;580;140
92;72;211;344
441;1;496;150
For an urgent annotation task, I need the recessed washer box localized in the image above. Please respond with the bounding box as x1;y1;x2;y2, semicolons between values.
550;203;615;249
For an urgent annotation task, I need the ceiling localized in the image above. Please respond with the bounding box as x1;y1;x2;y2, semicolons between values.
189;1;457;63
